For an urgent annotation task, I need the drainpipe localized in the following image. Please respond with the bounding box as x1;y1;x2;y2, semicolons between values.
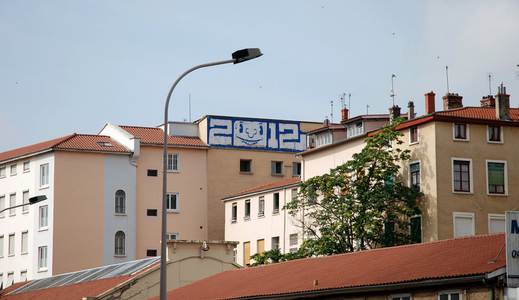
283;188;287;254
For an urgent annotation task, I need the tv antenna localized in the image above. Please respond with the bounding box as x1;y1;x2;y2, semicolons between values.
330;100;334;123
348;93;351;110
390;74;396;106
445;66;450;94
366;104;370;115
340;93;346;109
488;73;493;95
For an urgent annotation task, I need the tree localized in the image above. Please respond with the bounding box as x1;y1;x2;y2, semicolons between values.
284;118;422;257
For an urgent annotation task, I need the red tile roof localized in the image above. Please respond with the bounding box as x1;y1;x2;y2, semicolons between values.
223;177;301;200
119;125;207;148
163;234;505;300
0;276;130;300
0;134;129;163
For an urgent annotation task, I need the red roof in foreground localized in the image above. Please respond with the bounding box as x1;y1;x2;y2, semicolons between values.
119;125;207;148
0;276;130;300
223;177;301;200
0;134;129;163
163;234;505;300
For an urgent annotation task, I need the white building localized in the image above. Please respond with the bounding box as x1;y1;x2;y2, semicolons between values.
223;178;301;266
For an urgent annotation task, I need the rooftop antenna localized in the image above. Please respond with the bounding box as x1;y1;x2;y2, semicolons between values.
330;100;334;123
488;73;492;95
390;74;396;106
348;93;351;111
188;94;192;122
445;65;450;94
340;93;346;109
366;104;370;115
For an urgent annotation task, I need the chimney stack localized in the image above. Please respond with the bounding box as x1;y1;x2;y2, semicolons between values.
480;95;495;108
496;83;510;120
340;107;349;123
389;105;401;122
407;101;415;120
425;91;436;114
442;93;463;110
323;117;330;126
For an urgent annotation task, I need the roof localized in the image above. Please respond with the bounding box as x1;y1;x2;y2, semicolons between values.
119;125;208;148
223;177;301;201
164;234;505;300
0;134;129;164
307;123;345;134
301;132;367;156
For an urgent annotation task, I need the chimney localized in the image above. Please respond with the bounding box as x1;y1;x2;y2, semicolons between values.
407;101;415;120
340;108;349;123
496;83;510;120
425;91;436;114
323;117;330;126
389;105;401;122
480;95;495;108
442;93;463;110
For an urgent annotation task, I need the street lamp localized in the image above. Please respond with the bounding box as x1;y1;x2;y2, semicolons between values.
0;195;47;214
160;48;263;300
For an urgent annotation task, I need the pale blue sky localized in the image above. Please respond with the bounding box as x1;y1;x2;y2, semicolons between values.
1;1;519;151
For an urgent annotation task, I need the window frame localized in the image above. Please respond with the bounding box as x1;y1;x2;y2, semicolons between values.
258;196;265;217
409;161;421;192
391;293;412;300
8;233;15;257
39;205;49;230
271;161;284;176
9;193;16;216
22;190;29;213
0;195;4;218
166;192;179;213
39;163;50;189
114;189;127;215
10;164;17;176
231;202;238;223
239;159;252;174
271;236;280;250
21;231;28;255
23;161;30;173
453;212;475;237
289;233;298;253
273;193;280;214
244;199;251;220
451;158;473;194
0;165;5;178
485;160;508;196
409;126;419;145
0;235;3;258
114;231;126;257
488;213;505;233
167;153;180;172
438;290;462;300
452;123;469;141
292;162;301;177
409;215;422;244
38;245;48;271
487;125;504;144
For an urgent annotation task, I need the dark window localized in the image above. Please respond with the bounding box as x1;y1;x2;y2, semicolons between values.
454;123;467;139
147;169;158;177
273;193;280;214
114;231;125;256
453;160;471;192
383;221;395;246
258;196;265;217
240;159;252;173
146;249;157;257
292;162;301;176
410;162;420;191
231;203;237;223
488;162;505;194
488;126;501;142
244;200;251;219
410;126;418;143
115;190;126;214
271;161;283;176
439;292;460;300
147;209;158;216
410;216;422;243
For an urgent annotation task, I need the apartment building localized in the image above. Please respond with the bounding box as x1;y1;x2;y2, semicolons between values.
0;134;136;288
223;178;300;266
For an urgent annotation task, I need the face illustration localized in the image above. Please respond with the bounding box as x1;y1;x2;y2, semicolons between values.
234;121;267;146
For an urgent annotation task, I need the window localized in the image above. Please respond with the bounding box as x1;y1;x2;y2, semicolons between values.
487;161;507;195
231;203;237;223
453;123;468;140
240;159;252;173
7;272;13;286
271;161;283;176
439;291;461;300
23;161;30;172
166;193;179;212
22;191;29;213
273;193;280;214
292;162;301;177
452;159;471;193
147;249;158;257
289;233;298;253
147;169;158;177
384;221;396;245
167;153;179;171
291;188;298;202
489;214;505;233
8;234;15;256
243;241;250;266
244;200;251;220
0;235;4;257
114;231;125;256
453;212;475;237
147;209;157;216
9;193;16;216
257;239;265;254
38;246;48;270
167;232;179;240
487;126;502;143
409;126;418;144
391;294;411;300
39;205;48;229
21;231;28;254
20;270;27;282
10;164;17;176
115;190;126;214
0;165;5;178
0;196;4;218
271;236;280;250
409;162;420;191
40;163;49;187
410;215;422;243
258;196;265;217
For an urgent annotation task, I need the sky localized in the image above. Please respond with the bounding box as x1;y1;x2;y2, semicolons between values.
1;0;519;151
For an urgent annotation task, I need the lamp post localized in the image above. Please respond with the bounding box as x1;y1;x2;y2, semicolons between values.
160;48;263;300
0;195;47;214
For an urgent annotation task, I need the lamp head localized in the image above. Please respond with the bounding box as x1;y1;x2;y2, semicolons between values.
232;48;263;64
29;195;47;205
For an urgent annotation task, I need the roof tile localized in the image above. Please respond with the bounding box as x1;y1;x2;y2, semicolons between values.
119;125;207;148
223;177;301;200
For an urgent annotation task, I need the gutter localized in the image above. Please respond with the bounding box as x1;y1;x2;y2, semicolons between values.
222;182;301;202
